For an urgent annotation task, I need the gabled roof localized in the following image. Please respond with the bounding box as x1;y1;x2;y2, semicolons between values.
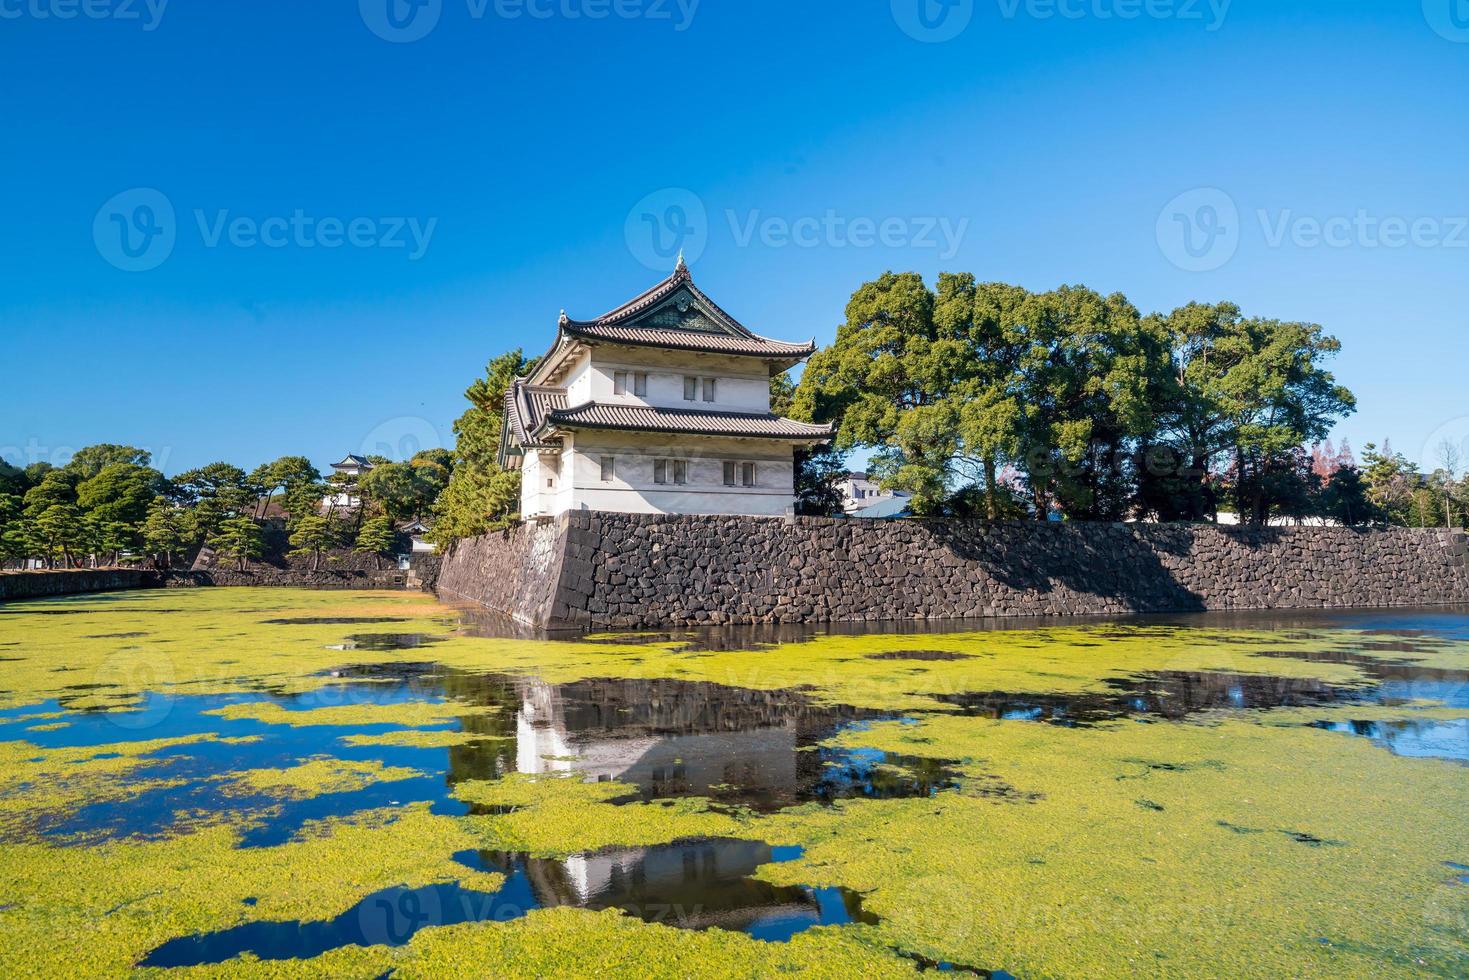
534;403;833;442
530;261;816;383
502;381;568;455
333;454;372;469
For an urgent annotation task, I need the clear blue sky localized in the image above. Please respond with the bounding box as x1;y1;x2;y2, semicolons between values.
3;0;1466;476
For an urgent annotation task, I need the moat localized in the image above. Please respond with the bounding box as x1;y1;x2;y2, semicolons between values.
0;589;1465;976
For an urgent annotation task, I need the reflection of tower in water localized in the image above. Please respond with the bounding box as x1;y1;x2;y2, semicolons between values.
477;837;876;937
509;677;884;809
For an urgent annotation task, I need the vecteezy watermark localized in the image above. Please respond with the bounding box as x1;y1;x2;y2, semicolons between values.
891;0;974;43
1257;210;1469;251
727;210;969;259
93;189;438;271
93;649;177;731
1155;188;1240;272
1158;188;1469;272
0;0;168;30
625;187;709;270
359;0;442;43
0;438;174;472
892;0;1231;41
624;188;969;271
997;0;1232;30
359;416;444;462
194;210;437;259
94;188;177;273
1420;417;1469;477
359;0;699;42
1422;0;1469;43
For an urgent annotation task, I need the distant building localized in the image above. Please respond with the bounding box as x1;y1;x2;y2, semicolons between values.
838;472;910;516
1214;512;1343;528
331;454;374;478
398;518;436;555
499;259;833;519
325;454;374;510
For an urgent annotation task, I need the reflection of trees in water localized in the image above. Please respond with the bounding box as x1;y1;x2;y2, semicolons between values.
937;670;1362;725
435;671;520;785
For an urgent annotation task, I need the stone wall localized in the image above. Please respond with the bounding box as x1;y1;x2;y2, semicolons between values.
435;519;577;627
0;568;158;602
438;513;1469;630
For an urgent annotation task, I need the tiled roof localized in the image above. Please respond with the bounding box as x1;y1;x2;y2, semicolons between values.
504;382;568;448
536;403;833;441
558;321;816;357
552;262;816;361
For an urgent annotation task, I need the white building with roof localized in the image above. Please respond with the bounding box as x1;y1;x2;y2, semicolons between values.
837;472;911;517
323;454;374;510
499;260;832;518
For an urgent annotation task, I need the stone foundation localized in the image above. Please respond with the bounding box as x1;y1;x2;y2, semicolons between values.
437;513;1469;630
0;568;158;602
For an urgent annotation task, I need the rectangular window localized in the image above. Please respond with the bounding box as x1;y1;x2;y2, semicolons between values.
600;456;615;482
723;461;737;486
654;459;668;484
742;462;756;487
702;377;717;402
613;371;628;396
673;460;687;485
633;372;647;397
683;376;697;401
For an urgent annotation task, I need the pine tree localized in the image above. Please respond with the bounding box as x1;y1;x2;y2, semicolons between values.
141;496;187;571
354;516;397;570
211;516;264;572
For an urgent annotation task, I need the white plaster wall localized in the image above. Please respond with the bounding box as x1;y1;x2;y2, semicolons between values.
562;350;593;404
538;431;798;517
585;345;772;413
520;451;543;516
520;442;577;518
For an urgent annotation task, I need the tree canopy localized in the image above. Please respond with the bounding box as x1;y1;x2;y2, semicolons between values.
796;272;1358;526
429;350;532;545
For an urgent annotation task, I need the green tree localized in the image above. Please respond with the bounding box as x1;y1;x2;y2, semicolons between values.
211;516;264;572
354;516;397;570
1148;303;1355;525
0;460;29;498
141;496;188;570
360;457;450;523
31;504;85;568
794;272;972;514
0;521;28;567
85;516;138;566
1360;442;1417;526
64;444;151;480
76;462;163;527
23;469;78;519
1002;284;1164;521
792;446;847;517
177;464;257;551
795;273;1165;520
0;492;28;567
248;456;321;520
288;514;335;572
769;371;797;418
430;350;532;545
359;463;418;522
1318;466;1377;527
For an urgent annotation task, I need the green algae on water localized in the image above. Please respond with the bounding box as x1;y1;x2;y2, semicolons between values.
0;588;1465;978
